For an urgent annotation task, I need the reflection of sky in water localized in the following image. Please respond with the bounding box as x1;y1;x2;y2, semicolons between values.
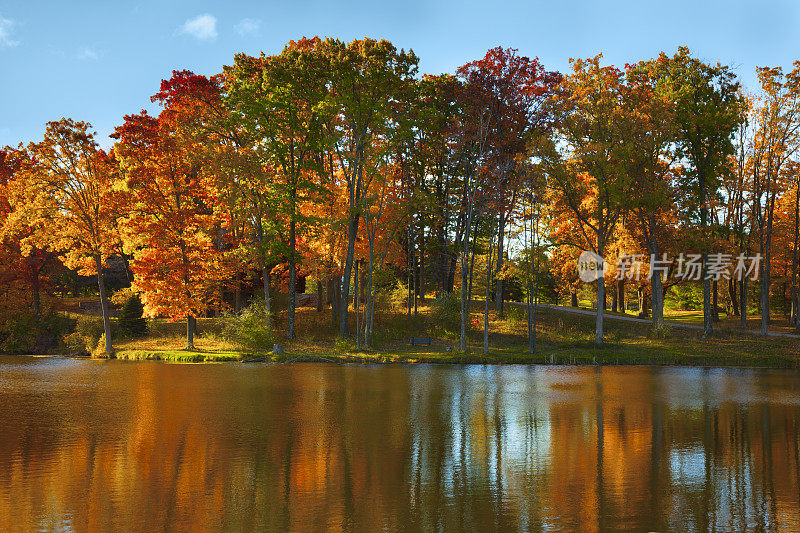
1;360;800;530
669;444;706;487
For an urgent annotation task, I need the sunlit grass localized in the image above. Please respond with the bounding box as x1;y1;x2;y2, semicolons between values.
99;297;800;368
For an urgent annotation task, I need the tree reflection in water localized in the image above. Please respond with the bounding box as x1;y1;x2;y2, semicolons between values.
0;358;798;531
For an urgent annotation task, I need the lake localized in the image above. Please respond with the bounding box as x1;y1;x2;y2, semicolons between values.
0;356;799;531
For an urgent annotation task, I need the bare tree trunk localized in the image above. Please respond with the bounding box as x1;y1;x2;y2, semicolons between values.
740;276;748;329
711;280;719;322
353;260;359;311
729;278;738;317
702;254;713;338
287;254;296;339
262;266;272;328
339;213;358;336
495;211;506;318
761;259;770;335
651;268;664;329
355;260;361;350
316;280;323;313
594;242;605;345
95;254;113;356
331;276;341;329
186;315;196;351
366;242;375;348
418;226;425;304
468;226;477;305
611;285;618;313
483;242;493;355
595;278;604;345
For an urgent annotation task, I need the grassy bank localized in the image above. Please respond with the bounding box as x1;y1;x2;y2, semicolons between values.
102;301;800;368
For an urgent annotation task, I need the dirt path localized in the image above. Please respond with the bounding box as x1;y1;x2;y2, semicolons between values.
508;302;800;339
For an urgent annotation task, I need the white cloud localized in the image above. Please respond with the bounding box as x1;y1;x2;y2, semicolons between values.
0;15;20;47
78;46;99;61
179;14;217;41
234;18;260;36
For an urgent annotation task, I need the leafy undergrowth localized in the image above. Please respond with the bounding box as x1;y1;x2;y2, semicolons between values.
83;301;800;368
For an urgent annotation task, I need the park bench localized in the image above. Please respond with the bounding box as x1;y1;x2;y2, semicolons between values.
409;337;432;346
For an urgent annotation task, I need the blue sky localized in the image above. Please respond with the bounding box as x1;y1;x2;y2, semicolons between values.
1;0;799;148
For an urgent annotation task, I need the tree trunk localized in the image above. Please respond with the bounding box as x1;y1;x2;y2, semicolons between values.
495;211;506;318
262;266;272;329
601;282;607;311
286;260;296;338
316;281;323;313
618;278;625;312
711;280;719;322
529;254;540;355
339;213;359;336
468;232;477;306
483;245;492;355
729;278;738;316
740;276;748;329
331;276;341;329
651;270;664;329
648;236;664;328
595;277;604;345
418;227;425;304
594;241;605;345
611;285;618;313
186;315;196;351
287;217;297;339
795;283;800;334
353;260;359;311
95;255;113;356
761;259;770;335
702;254;712;337
355;260;361;350
460;251;470;352
571;291;578;308
638;286;650;319
366;241;375;348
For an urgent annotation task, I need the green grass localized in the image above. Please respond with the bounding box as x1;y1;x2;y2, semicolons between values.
115;349;242;362
66;299;800;369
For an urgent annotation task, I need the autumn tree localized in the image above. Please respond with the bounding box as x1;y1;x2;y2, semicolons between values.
621;61;681;328
11;120;119;355
749;63;800;334
457;47;559;318
317;37;419;337
648;47;744;337
0;147;58;318
113;110;222;350
224;39;329;339
535;56;636;344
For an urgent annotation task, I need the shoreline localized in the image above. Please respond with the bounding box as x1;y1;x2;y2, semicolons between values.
60;349;800;369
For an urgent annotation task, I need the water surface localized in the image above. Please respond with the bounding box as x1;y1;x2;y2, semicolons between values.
1;357;799;531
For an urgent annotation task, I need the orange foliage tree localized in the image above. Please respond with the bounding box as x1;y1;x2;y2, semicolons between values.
113;109;223;350
8;120;119;354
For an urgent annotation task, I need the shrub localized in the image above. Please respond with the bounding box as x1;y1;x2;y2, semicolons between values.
390;280;410;312
62;315;106;356
110;287;135;307
429;292;462;333
118;294;147;337
1;310;70;354
222;301;274;352
334;336;356;353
